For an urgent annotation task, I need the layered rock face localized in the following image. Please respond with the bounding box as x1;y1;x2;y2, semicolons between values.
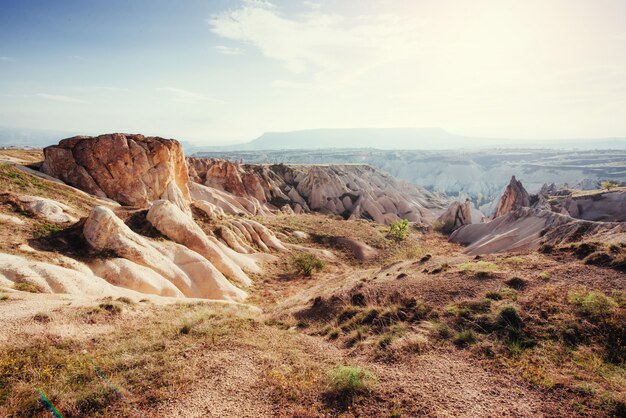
187;158;445;224
450;176;626;254
493;176;530;218
450;207;626;255
42;134;191;212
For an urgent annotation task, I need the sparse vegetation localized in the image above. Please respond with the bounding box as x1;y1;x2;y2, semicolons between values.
327;366;376;396
388;219;409;241
292;253;325;277
457;261;498;274
13;282;41;293
432;220;455;235
600;180;619;191
567;290;617;318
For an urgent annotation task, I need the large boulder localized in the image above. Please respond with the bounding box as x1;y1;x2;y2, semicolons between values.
493;176;530;218
42;133;191;213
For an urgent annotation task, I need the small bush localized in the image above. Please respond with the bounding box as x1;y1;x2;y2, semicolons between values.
180;324;192;335
388;219;409;241
432;220;455;235
568;291;617;318
485;291;503;301
505;277;527;290
33;313;51;323
538;271;550;281
454;329;477;347
98;303;122;315
600;180;619;191
430;321;452;339
33;222;64;238
292;254;325;277
0;294;8;301
327;366;376;395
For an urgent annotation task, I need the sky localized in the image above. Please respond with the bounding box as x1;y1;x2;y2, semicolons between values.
1;0;626;144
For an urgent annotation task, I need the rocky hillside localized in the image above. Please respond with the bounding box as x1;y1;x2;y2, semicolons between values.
187;157;446;225
449;176;626;259
195;148;626;213
1;141;625;417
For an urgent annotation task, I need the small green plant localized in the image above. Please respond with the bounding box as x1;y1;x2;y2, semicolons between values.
453;329;477;346
568;290;617;318
33;222;64;238
430;320;452;339
292;254;325;277
457;261;498;273
388;219;409;241
432;220;455;235
538;271;550;280
485;291;503;301
327;366;376;395
600;180;619;191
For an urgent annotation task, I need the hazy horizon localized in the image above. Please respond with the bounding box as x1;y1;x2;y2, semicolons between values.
2;0;626;144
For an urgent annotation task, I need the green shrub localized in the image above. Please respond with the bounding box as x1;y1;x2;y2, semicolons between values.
600;180;619;191
388;219;409;241
432;220;455;235
485;291;503;301
292;254;325;277
453;329;477;346
430;320;452;339
568;291;617;318
327;366;376;395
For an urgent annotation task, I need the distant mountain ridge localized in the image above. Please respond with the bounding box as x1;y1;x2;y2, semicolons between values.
189;128;626;152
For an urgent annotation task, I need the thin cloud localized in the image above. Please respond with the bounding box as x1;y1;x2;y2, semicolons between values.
36;93;87;103
157;87;224;104
0;56;16;62
214;45;244;55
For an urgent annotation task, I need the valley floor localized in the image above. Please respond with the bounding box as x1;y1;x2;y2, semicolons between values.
1;214;624;417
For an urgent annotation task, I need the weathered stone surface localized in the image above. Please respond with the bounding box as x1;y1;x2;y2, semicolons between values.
494;176;530;218
1;193;78;223
83;205;246;301
0;252;144;298
450;207;626;255
146;200;256;286
42;134;191;212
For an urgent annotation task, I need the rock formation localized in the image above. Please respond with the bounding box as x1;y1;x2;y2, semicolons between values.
83;205;247;301
493;176;530;218
0;252;145;298
0;193;78;223
436;199;473;232
450;207;626;255
42;134;191;213
187;158;445;224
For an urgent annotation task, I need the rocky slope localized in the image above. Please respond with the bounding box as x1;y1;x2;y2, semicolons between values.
195;148;626;213
187;158;446;225
450;176;626;255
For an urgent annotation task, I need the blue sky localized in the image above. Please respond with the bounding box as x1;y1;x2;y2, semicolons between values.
1;0;626;144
